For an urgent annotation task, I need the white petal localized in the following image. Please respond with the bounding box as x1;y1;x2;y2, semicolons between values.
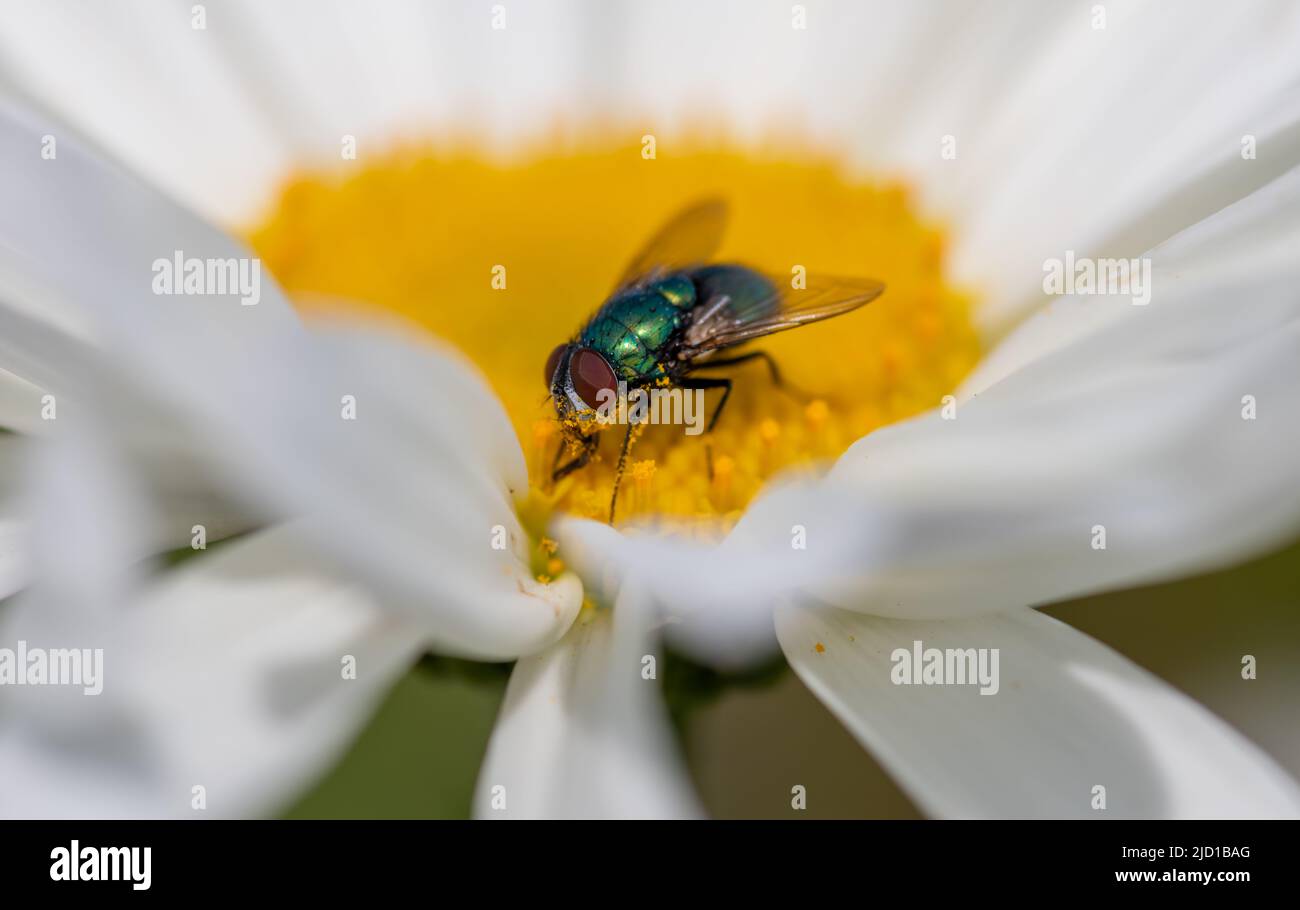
0;97;300;489
555;516;784;670
6;0;1297;331
776;604;1300;818
805;166;1300;617
0;525;423;819
0;518;24;602
938;0;1300;331
0;0;608;224
0;96;301;546
276;319;585;659
0;0;294;226
960;144;1300;398
0;102;580;657
473;583;702;819
0;367;47;435
0;432;26;600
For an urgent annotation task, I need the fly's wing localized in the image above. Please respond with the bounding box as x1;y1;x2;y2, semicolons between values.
612;197;729;292
681;270;885;357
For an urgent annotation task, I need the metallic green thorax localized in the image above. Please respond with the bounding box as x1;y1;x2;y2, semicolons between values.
580;273;696;380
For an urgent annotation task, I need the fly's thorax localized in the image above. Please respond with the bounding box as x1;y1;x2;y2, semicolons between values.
580;281;692;379
652;272;697;308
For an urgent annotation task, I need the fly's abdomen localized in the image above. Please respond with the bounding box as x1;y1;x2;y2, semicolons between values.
581;274;695;380
688;264;780;323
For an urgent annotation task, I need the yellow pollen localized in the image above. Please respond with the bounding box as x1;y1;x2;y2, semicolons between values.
248;133;981;533
713;454;736;480
804;399;830;429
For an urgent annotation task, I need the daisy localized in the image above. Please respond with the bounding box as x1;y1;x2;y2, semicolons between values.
0;0;1299;819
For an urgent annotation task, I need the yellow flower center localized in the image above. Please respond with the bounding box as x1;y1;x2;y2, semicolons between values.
249;135;980;536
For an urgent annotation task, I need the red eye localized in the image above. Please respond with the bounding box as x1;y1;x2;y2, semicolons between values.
569;348;617;409
544;344;567;388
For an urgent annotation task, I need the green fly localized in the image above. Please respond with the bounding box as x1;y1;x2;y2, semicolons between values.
545;198;885;523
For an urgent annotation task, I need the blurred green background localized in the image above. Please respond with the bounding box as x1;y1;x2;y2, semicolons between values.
285;534;1300;819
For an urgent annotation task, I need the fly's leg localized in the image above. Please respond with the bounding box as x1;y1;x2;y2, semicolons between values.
692;350;810;399
553;432;598;482
680;376;733;434
678;376;732;481
608;421;638;524
691;350;781;384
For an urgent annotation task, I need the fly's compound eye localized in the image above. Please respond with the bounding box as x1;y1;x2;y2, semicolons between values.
569;348;617;410
544;344;568;389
